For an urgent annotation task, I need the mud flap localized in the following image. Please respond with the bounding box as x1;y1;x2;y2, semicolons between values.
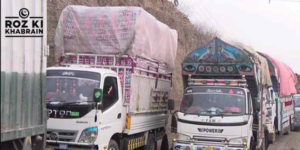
22;137;32;150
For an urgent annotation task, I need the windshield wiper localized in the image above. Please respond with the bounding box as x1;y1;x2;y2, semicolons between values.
48;97;68;102
209;113;224;118
58;101;94;105
183;112;201;117
205;110;225;118
55;101;95;109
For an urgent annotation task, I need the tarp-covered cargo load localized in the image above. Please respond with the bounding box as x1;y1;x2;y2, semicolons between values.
182;37;272;87
55;6;178;71
259;53;297;96
230;42;272;87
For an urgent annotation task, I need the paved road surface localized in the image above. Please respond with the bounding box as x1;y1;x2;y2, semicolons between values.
268;128;300;150
158;128;300;150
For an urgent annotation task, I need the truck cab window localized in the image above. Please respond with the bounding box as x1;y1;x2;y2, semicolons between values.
102;77;119;111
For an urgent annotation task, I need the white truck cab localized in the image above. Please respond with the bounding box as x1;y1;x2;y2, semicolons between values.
172;79;256;150
46;67;124;149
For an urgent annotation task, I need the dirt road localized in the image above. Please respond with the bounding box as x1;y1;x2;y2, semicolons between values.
268;128;300;150
158;129;300;150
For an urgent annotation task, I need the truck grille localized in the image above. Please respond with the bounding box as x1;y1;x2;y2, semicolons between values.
192;136;226;146
47;129;78;142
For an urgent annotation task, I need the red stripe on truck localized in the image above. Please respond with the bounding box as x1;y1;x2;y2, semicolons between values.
285;101;292;106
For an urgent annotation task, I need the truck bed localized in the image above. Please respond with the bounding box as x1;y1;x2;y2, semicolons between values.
61;53;172;113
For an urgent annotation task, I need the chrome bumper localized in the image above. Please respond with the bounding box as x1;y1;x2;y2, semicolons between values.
46;140;98;150
173;140;247;150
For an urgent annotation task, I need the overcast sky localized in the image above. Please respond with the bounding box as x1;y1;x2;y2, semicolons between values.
175;0;300;74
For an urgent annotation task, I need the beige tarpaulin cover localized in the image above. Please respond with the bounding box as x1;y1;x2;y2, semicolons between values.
230;42;272;87
55;6;178;70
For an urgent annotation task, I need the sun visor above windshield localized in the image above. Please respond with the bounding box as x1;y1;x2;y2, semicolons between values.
182;38;254;76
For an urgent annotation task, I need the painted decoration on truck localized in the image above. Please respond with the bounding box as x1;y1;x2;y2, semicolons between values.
116;57;133;67
97;56;114;66
125;69;132;89
79;55;95;65
118;68;125;90
183;38;253;76
125;89;131;103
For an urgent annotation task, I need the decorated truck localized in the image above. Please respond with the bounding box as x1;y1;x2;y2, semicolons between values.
171;38;273;150
293;94;300;128
45;6;178;150
259;52;298;143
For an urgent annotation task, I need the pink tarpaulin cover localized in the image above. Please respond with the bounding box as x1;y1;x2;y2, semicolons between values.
55;6;178;70
261;53;297;96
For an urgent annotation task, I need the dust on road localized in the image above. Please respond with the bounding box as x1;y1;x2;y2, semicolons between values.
158;129;300;150
268;128;300;150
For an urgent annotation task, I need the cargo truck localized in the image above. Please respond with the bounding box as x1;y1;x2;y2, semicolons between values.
258;53;298;143
45;6;178;150
171;38;272;150
1;0;48;149
293;94;300;129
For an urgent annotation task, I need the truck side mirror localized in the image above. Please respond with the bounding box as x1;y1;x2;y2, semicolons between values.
171;114;177;133
168;99;175;110
93;88;103;103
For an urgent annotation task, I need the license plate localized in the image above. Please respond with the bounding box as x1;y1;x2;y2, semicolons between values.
59;144;68;149
203;147;216;150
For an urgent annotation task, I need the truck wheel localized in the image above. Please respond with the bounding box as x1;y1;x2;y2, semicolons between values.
143;134;156;150
285;124;291;135
160;134;169;150
260;138;266;150
270;130;276;144
291;124;295;131
265;131;269;149
286;126;290;135
250;137;255;150
108;139;119;150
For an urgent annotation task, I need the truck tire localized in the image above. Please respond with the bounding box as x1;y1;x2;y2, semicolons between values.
108;139;119;150
265;130;269;149
160;134;169;150
260;139;266;150
285;125;291;135
250;137;255;150
269;129;276;144
143;133;156;150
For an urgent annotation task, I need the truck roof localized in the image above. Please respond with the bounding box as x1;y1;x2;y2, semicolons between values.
182;37;272;87
47;67;117;75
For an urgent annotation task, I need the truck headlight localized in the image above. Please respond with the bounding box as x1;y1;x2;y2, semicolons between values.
177;133;191;141
229;137;247;146
78;127;98;143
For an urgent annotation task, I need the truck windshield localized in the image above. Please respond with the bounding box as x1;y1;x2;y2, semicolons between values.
180;88;246;116
46;70;100;103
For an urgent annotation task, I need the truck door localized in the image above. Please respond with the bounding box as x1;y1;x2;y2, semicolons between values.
98;75;122;138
